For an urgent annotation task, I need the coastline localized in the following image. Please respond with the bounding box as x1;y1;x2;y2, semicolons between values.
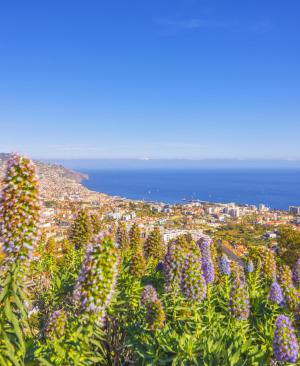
78;168;300;211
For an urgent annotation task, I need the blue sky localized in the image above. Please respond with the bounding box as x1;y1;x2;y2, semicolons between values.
0;0;299;160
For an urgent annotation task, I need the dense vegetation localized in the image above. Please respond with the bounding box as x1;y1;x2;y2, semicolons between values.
0;155;300;365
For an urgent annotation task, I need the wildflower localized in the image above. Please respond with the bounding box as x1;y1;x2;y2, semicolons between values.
230;262;245;284
155;261;164;273
269;282;284;305
0;154;41;263
129;223;141;249
229;278;250;320
282;285;299;312
73;235;118;324
219;254;231;276
164;240;186;291
69;209;92;250
244;259;254;274
296;303;300;322
279;264;293;287
180;253;207;302
46;310;67;339
145;298;165;330
273;315;298;363
199;240;215;284
262;249;277;281
115;222;129;251
269;358;278;366
199;240;212;263
202;260;215;284
175;235;190;253
144;227;165;261
129;246;146;278
141;285;158;306
292;259;300;288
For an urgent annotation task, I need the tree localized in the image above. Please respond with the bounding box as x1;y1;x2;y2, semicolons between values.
69;209;92;250
278;226;300;266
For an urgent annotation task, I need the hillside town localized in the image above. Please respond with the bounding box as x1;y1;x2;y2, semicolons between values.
1;154;300;260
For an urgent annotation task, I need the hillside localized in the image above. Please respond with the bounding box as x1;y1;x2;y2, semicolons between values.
0;153;92;201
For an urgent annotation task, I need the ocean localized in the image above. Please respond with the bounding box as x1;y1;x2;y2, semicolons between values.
81;169;300;210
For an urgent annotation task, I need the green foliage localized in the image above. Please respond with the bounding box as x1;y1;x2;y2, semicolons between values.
0;262;29;366
2;224;300;365
278;226;300;266
214;221;269;247
61;238;72;254
45;237;56;253
108;258;286;365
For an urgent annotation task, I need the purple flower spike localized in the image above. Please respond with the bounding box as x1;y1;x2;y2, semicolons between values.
229;278;250;320
164;241;185;291
273;315;299;363
269;282;284;305
202;259;215;284
199;239;215;284
244;259;254;274
200;240;212;262
219;254;231;276
46;310;67;339
292;259;300;288
141;285;158;306
180;253;207;302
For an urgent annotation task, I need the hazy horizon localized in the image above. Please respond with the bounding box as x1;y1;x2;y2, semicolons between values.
42;158;300;170
1;1;300;160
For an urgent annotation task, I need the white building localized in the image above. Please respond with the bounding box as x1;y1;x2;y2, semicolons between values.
259;204;269;212
106;212;122;220
163;229;209;243
264;231;277;239
289;206;300;215
229;207;240;218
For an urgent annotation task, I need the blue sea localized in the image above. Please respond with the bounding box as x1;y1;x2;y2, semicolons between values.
81;169;300;210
